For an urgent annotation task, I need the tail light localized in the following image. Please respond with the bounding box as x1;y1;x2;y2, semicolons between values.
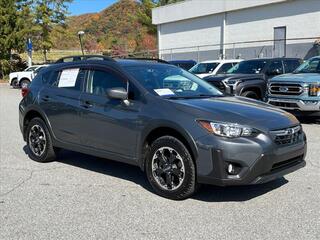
309;84;319;96
21;87;30;97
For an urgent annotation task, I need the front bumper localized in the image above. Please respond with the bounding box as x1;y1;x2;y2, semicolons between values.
195;132;307;186
268;97;320;112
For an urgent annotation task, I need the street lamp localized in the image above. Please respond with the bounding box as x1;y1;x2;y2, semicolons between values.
78;31;85;56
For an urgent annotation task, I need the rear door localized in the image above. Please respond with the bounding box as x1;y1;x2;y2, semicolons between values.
78;66;141;159
39;67;86;144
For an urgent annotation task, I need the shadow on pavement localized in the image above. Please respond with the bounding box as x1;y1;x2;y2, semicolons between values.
297;116;320;125
23;146;288;202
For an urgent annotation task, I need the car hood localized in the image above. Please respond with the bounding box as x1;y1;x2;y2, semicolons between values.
170;96;299;132
203;73;264;82
271;73;320;83
195;73;212;79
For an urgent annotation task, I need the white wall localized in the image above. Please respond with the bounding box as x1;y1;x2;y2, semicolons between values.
226;0;320;47
156;0;320;58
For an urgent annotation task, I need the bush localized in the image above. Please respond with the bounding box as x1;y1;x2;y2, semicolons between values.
0;54;27;79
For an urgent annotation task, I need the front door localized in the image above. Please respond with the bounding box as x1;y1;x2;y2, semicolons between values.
79;67;141;159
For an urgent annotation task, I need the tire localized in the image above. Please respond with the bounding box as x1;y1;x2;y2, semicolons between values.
11;78;18;88
20;79;30;88
145;136;197;200
241;90;259;100
26;117;57;163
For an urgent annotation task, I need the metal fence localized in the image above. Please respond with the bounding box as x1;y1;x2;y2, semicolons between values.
27;36;320;64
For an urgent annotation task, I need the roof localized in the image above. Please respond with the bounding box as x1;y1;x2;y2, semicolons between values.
152;0;289;25
200;59;243;64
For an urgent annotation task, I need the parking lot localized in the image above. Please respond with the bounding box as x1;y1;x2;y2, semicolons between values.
0;83;319;240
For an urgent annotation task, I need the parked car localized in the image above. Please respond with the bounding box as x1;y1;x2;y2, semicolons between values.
168;60;197;70
9;65;48;88
19;58;306;200
203;58;302;100
268;56;320;117
189;59;243;78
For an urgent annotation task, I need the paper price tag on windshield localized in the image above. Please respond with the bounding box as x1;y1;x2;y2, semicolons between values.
154;88;175;96
58;69;80;87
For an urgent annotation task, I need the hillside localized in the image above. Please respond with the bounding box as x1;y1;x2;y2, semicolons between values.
51;0;156;55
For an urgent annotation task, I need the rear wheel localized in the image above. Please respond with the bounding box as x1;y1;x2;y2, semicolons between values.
11;78;18;88
26;117;57;162
145;136;197;200
20;79;30;88
241;90;259;100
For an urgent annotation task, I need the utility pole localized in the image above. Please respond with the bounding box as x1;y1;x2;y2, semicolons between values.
78;31;85;56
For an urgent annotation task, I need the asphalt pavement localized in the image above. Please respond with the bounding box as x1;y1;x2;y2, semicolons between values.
0;84;319;240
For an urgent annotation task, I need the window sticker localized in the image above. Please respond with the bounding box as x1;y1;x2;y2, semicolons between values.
58;68;79;87
154;88;175;96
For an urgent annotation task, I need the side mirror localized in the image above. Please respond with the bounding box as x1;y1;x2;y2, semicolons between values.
106;87;128;100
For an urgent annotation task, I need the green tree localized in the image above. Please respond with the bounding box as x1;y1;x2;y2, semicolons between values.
0;0;32;76
137;0;184;34
32;0;72;61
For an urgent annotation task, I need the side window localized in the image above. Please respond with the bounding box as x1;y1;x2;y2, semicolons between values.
283;60;301;73
217;63;233;74
267;61;284;75
86;69;127;96
53;68;85;91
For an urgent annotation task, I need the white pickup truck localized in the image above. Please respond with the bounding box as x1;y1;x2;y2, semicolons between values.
9;65;48;88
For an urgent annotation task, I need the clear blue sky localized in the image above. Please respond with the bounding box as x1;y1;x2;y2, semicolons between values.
67;0;118;16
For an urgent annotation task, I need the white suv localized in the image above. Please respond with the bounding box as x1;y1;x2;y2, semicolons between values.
9;65;48;88
189;59;243;78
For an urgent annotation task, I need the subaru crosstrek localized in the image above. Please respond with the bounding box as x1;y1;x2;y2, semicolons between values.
19;58;307;200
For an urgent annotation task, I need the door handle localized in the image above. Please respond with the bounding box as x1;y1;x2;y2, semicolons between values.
81;101;93;109
42;95;50;102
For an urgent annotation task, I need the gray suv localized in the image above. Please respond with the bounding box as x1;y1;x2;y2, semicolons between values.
19;58;306;200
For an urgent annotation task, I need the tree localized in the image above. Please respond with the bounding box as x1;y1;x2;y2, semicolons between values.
137;0;184;34
0;0;31;76
32;0;72;61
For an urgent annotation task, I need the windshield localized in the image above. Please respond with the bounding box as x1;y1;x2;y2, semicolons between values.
189;62;219;74
227;60;267;74
126;65;223;99
294;58;320;73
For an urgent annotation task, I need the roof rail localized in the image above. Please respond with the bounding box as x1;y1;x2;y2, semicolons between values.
121;57;169;64
55;55;116;64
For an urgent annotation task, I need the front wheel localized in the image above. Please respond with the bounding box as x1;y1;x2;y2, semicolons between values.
145;136;197;200
26;117;57;162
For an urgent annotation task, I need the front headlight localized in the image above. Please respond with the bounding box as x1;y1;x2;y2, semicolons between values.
197;120;256;138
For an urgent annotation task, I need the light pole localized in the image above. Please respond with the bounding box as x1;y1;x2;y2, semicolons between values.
78;31;85;56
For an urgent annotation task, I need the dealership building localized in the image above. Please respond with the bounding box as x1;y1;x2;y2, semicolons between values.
152;0;320;61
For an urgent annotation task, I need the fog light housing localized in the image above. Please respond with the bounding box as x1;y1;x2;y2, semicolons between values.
226;163;242;175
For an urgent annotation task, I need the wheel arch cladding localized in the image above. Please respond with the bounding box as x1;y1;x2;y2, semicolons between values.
23;110;48;141
140;126;198;171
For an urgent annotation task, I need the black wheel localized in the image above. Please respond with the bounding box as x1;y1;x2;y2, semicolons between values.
241;90;259;100
145;136;197;200
26;117;57;162
11;78;18;88
20;79;30;88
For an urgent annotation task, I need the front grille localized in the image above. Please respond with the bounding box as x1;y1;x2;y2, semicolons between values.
271;125;302;146
210;81;226;92
269;83;303;96
271;155;304;172
268;101;299;109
